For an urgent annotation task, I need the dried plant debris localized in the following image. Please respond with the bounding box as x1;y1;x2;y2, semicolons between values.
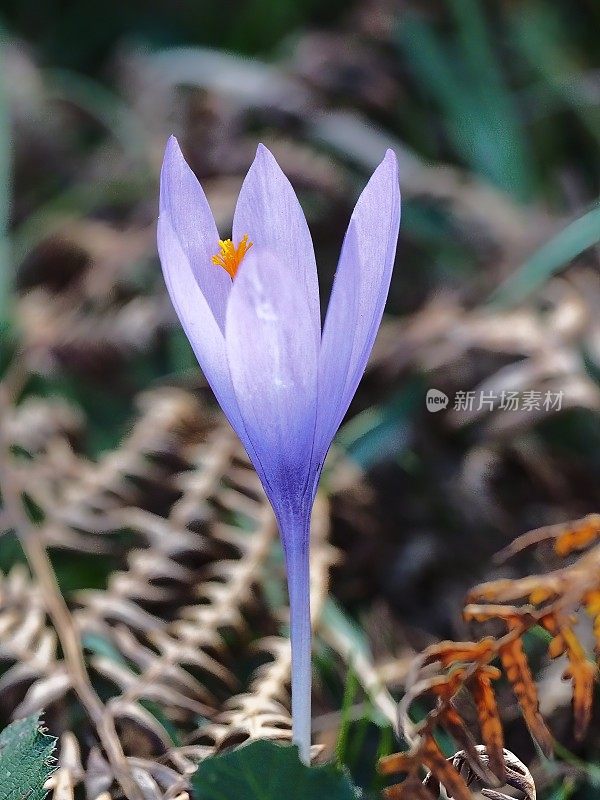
380;746;537;800
379;514;600;798
0;566;65;720
370;274;600;434
332;275;600;637
16;220;167;376
426;747;537;800
0;384;338;798
3;369;594;798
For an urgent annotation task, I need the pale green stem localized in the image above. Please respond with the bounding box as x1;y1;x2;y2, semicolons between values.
281;513;312;764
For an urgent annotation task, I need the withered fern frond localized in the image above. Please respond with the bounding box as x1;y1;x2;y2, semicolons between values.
379;514;600;799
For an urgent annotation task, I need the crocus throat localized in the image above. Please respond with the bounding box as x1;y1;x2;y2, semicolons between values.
211;234;253;278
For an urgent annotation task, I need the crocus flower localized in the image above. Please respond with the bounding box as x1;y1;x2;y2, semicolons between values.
158;137;400;762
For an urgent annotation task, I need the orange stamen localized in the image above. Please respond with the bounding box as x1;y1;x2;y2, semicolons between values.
211;234;253;278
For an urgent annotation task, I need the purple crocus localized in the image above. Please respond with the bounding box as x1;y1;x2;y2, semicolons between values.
158;137;400;762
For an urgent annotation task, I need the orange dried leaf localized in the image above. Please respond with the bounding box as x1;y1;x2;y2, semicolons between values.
529;586;558;605
499;637;553;754
543;617;598;739
423;639;496;668
380;737;474;800
470;668;506;783
419;736;474;800
468;577;563;607
384;513;600;794
564;658;597;740
548;634;566;658
463;604;531;628
383;772;435;800
555;514;600;557
379;751;420;777
585;590;600;656
441;703;501;787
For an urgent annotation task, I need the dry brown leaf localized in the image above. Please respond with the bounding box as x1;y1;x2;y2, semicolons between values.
380;513;600;797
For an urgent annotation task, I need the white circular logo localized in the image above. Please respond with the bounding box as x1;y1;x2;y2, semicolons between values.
426;389;449;412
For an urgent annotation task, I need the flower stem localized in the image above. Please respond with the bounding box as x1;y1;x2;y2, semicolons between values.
283;517;312;764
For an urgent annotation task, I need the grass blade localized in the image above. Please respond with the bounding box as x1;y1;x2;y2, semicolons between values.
489;202;600;307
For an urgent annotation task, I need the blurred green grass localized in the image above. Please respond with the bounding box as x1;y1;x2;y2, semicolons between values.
0;0;349;69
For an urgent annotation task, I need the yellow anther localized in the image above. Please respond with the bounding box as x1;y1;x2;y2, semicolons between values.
211;234;253;278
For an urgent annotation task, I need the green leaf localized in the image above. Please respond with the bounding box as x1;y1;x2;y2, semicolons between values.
335;666;359;767
43;68;150;166
489;202;600;307
397;9;534;202
509;2;600;146
336;383;421;469
192;740;361;800
0;714;57;800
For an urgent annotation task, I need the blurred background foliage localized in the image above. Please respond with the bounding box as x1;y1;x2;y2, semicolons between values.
0;0;599;798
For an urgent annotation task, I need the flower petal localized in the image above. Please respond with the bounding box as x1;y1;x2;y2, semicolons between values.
225;246;319;507
315;149;401;469
232;144;321;346
160;135;231;329
158;213;261;468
